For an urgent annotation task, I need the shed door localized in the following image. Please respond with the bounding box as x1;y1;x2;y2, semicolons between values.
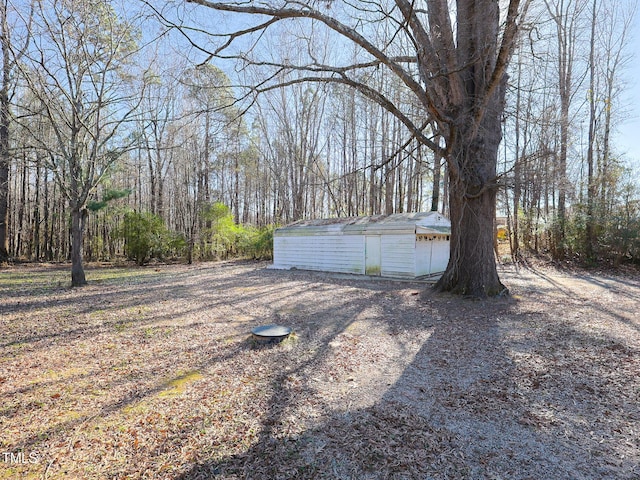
415;235;432;276
365;235;381;276
430;237;449;273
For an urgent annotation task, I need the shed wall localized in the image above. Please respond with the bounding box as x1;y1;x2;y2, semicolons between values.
430;239;449;273
415;237;432;277
273;235;365;274
365;236;382;275
415;235;449;276
381;235;416;278
273;213;451;278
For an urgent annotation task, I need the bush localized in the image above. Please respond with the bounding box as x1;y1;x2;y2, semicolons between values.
201;203;241;259
600;209;640;266
238;225;274;260
119;211;185;265
200;203;274;260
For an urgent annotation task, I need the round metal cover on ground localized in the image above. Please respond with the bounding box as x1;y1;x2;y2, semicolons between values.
251;324;292;342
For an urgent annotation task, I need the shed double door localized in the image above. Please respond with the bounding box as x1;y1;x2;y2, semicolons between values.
365;235;381;276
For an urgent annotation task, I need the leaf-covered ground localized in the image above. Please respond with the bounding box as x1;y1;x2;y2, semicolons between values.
0;261;638;479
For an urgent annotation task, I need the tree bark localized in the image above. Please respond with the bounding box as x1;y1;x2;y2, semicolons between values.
70;207;87;286
431;148;442;212
435;86;507;297
0;105;8;261
0;6;9;263
584;0;597;260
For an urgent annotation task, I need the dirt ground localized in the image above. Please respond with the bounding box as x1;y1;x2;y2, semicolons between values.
0;260;638;479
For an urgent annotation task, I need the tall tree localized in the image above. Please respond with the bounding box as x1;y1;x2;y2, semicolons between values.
178;0;528;296
0;0;10;262
0;0;29;262
138;67;179;219
18;0;143;285
584;0;597;259
544;0;588;258
594;0;635;223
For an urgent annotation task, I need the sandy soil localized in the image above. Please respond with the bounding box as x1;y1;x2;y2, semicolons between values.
0;260;638;479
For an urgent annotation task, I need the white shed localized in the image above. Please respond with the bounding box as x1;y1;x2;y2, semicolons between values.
272;212;451;279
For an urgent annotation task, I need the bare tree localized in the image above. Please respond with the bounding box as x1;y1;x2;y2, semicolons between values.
0;0;30;262
584;0;598;259
173;0;529;296
17;0;144;285
544;0;588;258
0;0;10;262
594;0;636;221
501;0;636;262
138;66;181;219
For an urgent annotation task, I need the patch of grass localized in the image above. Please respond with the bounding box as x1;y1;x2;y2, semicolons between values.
159;370;203;398
120;370;204;414
0;270;69;293
143;326;174;338
32;367;89;385
57;410;83;422
124;305;151;318
0;271;67;286
113;321;132;333
86;267;164;284
111;360;130;372
280;331;299;346
0;467;33;480
121;402;150;415
4;342;27;353
0;265;164;295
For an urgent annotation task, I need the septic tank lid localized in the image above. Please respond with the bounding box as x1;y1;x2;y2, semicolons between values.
251;324;292;341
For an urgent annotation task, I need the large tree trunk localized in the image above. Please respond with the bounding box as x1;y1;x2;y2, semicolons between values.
435;116;507;297
437;178;506;296
433;0;510;298
70;207;87;286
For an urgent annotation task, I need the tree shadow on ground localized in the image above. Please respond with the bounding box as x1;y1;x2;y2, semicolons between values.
175;274;639;480
3;263;638;479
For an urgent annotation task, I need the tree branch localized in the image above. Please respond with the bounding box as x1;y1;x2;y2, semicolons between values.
252;73;441;154
184;0;439;122
472;0;530;138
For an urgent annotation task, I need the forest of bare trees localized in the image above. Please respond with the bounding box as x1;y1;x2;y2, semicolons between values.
0;0;638;287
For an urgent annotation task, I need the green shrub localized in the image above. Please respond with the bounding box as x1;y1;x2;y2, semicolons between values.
600;208;640;266
119;211;185;265
239;225;274;259
201;203;241;259
200;203;274;260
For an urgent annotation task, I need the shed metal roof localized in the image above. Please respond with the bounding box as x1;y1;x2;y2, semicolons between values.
275;212;451;236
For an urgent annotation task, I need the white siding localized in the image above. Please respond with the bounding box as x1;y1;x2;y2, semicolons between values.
381;235;416;278
415;237;432;276
415;235;450;276
365;235;382;275
430;239;449;273
273;213;451;278
273;235;365;274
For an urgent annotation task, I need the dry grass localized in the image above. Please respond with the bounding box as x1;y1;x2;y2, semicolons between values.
0;260;638;479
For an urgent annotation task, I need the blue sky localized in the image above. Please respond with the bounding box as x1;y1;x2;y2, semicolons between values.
615;5;640;164
167;1;640;168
